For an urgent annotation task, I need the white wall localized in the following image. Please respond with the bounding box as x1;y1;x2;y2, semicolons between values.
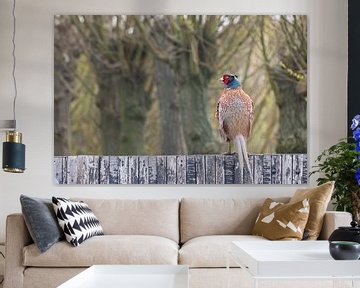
0;0;348;242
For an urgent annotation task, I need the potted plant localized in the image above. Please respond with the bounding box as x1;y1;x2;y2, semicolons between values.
311;115;360;222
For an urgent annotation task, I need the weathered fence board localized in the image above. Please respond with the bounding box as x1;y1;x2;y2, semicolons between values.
224;155;235;184
186;156;196;184
166;156;177;184
148;156;157;184
177;155;186;184
262;155;271;184
271;155;281;184
83;155;100;184
138;156;148;184
215;155;225;184
99;156;109;184
253;155;263;184
205;155;216;184
195;155;205;184
128;156;138;184
243;156;254;184
119;156;128;184
302;157;308;185
109;156;119;184
157;156;166;184
293;154;305;184
282;154;293;184
54;157;63;184
54;154;308;185
66;156;77;184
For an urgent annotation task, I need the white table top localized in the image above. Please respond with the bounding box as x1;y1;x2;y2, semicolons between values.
231;240;360;278
58;265;189;288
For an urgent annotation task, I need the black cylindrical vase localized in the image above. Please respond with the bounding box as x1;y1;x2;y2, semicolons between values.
2;131;25;173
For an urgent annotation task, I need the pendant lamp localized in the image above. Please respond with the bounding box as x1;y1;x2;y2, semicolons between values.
1;0;25;173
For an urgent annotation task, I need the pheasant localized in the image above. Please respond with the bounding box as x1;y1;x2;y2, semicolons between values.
216;74;254;182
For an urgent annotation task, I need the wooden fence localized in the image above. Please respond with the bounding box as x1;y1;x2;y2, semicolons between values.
54;154;307;185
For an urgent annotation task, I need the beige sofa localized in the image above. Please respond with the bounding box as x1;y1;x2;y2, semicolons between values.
4;198;352;288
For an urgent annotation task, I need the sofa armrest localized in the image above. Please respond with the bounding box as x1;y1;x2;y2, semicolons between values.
4;213;33;288
318;211;352;240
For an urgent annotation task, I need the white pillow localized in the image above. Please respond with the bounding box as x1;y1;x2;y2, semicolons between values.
52;197;103;246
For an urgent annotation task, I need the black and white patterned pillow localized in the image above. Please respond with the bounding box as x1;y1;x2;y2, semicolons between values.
52;197;104;247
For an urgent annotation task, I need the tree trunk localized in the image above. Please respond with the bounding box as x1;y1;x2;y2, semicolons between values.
96;74;151;155
118;78;151;155
155;60;187;154
54;19;76;156
96;74;123;155
272;67;307;153
177;71;217;154
54;62;72;156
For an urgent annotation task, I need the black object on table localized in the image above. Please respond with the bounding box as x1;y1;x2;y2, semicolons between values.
329;221;360;244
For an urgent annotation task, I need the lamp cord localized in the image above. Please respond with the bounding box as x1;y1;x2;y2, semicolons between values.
11;0;17;129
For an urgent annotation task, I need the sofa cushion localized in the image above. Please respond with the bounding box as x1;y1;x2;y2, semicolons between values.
180;198;289;243
20;195;64;253
23;235;178;267
179;235;267;268
252;198;310;240
290;181;334;240
52;197;104;247
72;198;179;243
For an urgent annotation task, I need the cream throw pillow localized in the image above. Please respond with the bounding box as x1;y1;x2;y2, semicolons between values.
252;198;310;240
289;181;334;240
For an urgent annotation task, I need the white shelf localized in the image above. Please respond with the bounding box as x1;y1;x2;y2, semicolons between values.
231;241;360;278
58;265;189;288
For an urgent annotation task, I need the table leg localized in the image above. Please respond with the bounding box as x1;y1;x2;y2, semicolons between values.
352;279;360;288
332;279;346;288
226;251;230;288
252;278;258;288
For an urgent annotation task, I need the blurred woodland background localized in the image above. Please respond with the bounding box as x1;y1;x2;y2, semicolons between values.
54;15;307;156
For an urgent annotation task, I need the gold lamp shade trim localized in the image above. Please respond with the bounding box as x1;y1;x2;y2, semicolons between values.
3;167;24;173
6;131;22;143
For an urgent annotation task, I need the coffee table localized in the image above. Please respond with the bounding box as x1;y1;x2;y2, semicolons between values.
228;241;360;288
58;265;189;288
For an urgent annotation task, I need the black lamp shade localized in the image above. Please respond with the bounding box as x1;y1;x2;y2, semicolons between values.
2;141;25;173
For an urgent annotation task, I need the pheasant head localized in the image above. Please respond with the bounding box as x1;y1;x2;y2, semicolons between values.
220;74;240;89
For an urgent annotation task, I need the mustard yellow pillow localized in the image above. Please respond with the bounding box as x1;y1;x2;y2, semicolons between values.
289;181;334;240
252;198;310;240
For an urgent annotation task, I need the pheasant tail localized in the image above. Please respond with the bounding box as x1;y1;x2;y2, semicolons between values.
234;135;253;183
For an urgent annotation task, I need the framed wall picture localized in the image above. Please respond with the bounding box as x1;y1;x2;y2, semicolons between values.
348;0;360;138
54;15;307;184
